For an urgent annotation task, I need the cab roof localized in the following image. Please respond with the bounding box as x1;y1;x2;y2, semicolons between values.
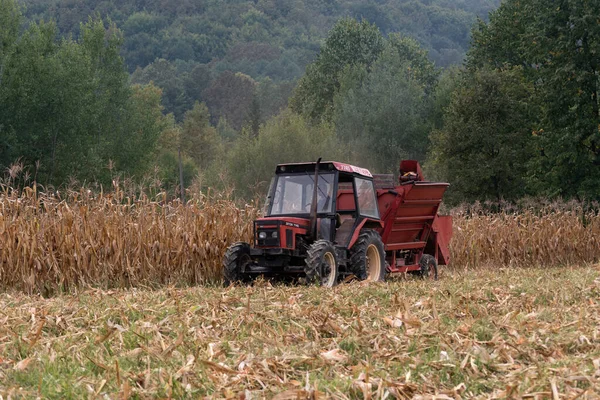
275;161;373;178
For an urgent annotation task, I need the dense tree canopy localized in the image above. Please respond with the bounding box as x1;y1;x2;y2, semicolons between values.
334;41;437;172
0;4;167;185
459;0;600;199
290;18;385;121
429;67;536;202
7;0;599;204
18;0;499;120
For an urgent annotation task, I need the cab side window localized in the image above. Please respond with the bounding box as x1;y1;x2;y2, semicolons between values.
355;178;379;218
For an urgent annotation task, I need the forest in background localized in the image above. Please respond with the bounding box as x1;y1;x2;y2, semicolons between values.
19;0;499;122
1;0;599;203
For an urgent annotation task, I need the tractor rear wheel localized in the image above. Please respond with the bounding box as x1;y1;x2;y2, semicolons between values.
419;254;438;280
304;240;338;287
349;230;386;282
223;242;253;285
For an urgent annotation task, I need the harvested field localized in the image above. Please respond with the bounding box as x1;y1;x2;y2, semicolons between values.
0;266;599;398
1;187;599;293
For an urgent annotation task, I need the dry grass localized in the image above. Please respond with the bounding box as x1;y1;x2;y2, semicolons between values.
451;206;600;268
0;185;257;294
0;266;599;398
1;185;600;293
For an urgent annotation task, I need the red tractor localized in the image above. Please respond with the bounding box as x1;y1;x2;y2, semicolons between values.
223;159;452;286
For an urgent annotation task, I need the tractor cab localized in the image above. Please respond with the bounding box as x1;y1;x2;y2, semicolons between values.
259;161;381;247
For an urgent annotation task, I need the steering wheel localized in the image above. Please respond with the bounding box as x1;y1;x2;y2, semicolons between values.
304;201;312;212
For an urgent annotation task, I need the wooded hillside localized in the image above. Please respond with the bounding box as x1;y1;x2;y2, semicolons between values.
20;0;499;119
3;0;599;203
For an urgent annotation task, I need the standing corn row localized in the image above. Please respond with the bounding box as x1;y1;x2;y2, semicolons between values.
1;187;599;293
0;188;258;293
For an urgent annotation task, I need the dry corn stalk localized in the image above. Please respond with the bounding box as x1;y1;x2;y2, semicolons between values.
0;186;257;293
450;206;600;268
1;185;599;293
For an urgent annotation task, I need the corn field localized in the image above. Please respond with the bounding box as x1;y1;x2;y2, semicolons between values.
1;186;599;293
0;186;258;293
452;203;600;269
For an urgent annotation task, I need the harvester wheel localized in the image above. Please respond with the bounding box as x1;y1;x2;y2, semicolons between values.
304;240;338;287
419;254;438;280
223;242;253;285
349;230;386;282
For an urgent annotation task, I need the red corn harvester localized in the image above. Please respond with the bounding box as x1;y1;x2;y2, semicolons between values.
223;159;452;286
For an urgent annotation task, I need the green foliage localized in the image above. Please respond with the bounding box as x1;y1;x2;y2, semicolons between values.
180;102;221;170
466;0;600;199
0;0;20;64
290;18;384;121
226;111;347;197
245;93;262;137
202;71;257;130
216;118;238;142
289;29;439;173
387;34;439;93
131;59;212;121
428;67;536;202
115;83;168;177
430;66;462;130
20;0;498;124
0;10;168;185
153;119;194;193
333;46;434;173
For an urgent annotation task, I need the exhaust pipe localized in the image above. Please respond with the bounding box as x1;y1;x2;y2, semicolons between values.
309;158;322;240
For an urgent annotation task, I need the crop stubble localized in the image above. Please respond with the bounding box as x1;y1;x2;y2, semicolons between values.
0;266;599;398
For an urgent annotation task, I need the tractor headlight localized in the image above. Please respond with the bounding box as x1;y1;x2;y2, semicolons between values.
271;231;278;239
258;231;267;239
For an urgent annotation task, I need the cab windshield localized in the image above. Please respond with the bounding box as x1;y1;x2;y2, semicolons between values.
269;173;334;216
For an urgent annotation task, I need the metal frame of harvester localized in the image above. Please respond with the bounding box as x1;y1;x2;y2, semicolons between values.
223;159;452;286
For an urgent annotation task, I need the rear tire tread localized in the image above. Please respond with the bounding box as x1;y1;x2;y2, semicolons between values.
348;230;387;281
419;254;438;281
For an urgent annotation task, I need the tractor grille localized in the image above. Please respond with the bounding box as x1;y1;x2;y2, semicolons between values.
257;229;280;247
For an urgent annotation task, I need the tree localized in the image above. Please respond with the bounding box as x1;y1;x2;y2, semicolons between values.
202;71;257;130
290;18;385;121
0;20;96;183
0;12;167;185
428;67;536;203
245;92;261;137
467;0;600;199
256;78;294;121
130;59;190;120
155;116;197;195
180;102;221;170
430;66;461;130
0;0;20;66
112;83;168;178
226;111;347;198
333;47;432;173
387;33;438;93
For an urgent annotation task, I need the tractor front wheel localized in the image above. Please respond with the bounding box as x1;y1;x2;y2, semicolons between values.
304;240;338;287
223;242;253;285
349;230;387;282
419;254;438;280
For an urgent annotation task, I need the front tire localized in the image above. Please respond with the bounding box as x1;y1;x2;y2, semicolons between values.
349;230;386;282
304;240;338;287
223;242;252;285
